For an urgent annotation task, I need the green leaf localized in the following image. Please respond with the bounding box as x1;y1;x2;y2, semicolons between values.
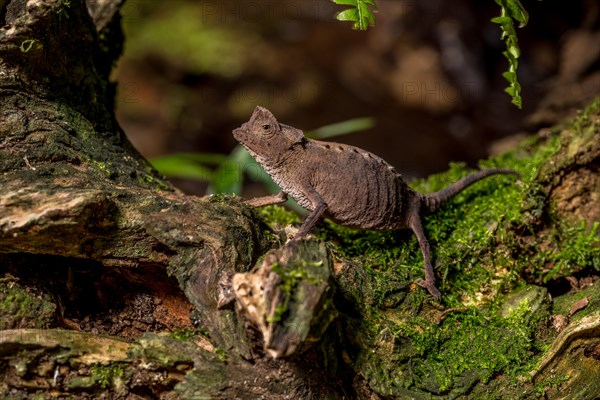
492;0;528;109
508;45;520;59
490;16;512;25
332;0;377;31
504;0;528;26
359;2;375;27
209;160;237;194
150;155;213;181
207;145;249;194
333;0;358;5
336;8;359;22
502;71;516;81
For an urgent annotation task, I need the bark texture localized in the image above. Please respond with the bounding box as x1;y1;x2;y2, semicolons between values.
0;1;599;399
0;0;345;397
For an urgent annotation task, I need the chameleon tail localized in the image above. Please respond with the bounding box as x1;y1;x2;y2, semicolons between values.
423;168;519;212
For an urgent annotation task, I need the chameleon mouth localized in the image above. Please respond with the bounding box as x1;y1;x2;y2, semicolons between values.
235;138;264;167
232;127;244;140
233;128;259;158
233;128;242;141
233;122;253;145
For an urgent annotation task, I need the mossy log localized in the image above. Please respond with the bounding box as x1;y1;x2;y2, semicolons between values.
1;0;599;399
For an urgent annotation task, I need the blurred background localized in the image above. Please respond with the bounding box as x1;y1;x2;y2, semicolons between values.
114;0;600;196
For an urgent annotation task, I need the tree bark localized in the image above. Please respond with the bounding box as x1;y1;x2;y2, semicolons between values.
1;1;599;399
0;0;343;397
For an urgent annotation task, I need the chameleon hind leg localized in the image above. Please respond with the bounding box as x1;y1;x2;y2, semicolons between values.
408;211;442;299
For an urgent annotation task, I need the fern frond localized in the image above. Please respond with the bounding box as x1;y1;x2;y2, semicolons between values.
492;0;529;109
332;0;377;31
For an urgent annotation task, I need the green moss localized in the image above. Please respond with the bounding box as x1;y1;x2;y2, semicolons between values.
570;97;600;134
257;205;301;228
169;327;201;341
0;279;56;330
552;279;600;318
273;260;323;292
90;160;113;178
303;155;531;309
540;221;600;282
206;193;239;204
67;375;97;390
213;99;599;397
268;259;324;323
419;311;530;386
137;170;172;192
90;363;125;389
318;224;419;311
534;374;570;396
319;99;599;306
326;99;600;396
214;347;227;362
352;286;549;396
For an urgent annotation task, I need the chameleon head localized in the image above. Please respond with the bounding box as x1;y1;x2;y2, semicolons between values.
233;106;305;164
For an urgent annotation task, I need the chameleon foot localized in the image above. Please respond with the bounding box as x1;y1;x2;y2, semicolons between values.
415;278;441;299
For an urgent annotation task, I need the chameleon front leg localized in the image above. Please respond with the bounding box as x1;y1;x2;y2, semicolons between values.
245;187;327;240
408;212;442;299
292;188;328;239
245;191;288;207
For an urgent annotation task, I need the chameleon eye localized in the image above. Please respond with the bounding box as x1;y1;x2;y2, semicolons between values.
262;124;270;130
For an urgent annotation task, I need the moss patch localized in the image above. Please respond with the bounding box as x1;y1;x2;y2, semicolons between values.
247;98;600;397
257;204;301;228
0;276;57;330
90;363;126;389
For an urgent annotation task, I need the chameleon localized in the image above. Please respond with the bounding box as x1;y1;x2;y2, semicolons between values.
233;106;519;299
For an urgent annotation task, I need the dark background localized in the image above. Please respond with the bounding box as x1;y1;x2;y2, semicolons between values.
115;0;600;195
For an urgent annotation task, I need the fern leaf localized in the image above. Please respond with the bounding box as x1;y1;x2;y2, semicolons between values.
332;0;377;31
492;0;529;109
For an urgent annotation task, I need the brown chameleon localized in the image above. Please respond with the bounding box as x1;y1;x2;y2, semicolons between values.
233;106;518;299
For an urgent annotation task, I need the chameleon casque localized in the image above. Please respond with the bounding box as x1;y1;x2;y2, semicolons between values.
233;106;518;299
